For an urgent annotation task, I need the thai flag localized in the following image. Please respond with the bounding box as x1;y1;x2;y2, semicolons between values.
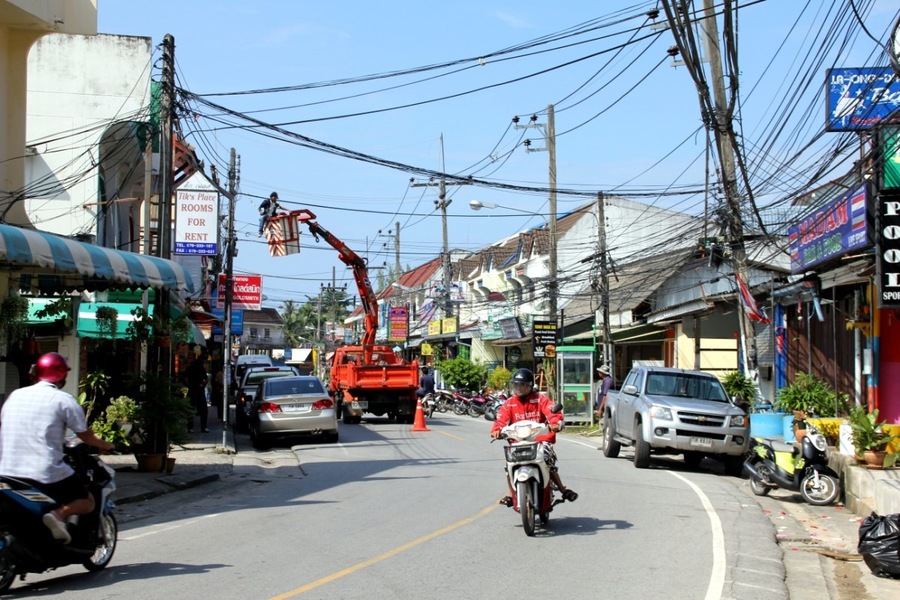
735;273;771;325
850;189;866;232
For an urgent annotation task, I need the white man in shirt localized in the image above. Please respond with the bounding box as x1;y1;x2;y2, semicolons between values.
0;352;114;544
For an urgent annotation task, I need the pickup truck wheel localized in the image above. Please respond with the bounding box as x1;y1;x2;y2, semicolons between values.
602;418;620;458
342;410;353;424
633;425;651;469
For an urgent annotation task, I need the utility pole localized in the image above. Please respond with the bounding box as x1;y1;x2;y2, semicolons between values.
394;221;401;277
698;0;757;379
518;107;559;400
517;107;559;330
157;33;175;383
223;149;237;439
597;192;613;376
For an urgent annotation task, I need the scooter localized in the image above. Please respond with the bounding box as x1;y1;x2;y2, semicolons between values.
743;415;841;506
484;392;508;422
466;389;493;418
494;419;570;536
0;441;118;592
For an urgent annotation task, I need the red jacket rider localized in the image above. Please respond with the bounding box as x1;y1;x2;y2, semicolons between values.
491;389;562;444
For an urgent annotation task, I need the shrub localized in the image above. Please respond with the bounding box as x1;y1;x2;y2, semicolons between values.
486;366;512;393
435;357;487;391
775;373;848;417
722;371;756;409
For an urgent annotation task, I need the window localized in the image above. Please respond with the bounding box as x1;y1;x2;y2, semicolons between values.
264;328;270;338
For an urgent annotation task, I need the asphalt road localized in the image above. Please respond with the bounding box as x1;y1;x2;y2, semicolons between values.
10;412;886;599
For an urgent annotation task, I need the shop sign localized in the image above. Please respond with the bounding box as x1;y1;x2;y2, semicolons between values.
788;184;871;273
389;307;408;342
879;191;900;308
532;320;557;358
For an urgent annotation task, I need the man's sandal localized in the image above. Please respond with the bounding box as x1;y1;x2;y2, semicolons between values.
499;496;514;507
562;489;578;502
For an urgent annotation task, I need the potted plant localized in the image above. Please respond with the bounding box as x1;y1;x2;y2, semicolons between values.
847;405;899;469
723;370;756;412
95;305;119;338
125;372;194;471
92;395;139;452
775;373;848;417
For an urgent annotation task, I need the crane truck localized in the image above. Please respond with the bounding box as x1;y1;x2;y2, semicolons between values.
267;209;420;424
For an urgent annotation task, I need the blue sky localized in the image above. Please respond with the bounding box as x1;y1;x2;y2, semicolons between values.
97;1;899;308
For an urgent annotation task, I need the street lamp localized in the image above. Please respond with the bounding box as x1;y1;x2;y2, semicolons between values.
469;200;545;217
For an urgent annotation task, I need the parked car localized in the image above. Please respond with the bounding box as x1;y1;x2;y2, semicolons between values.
234;365;299;432
248;375;339;449
233;354;274;386
602;366;749;475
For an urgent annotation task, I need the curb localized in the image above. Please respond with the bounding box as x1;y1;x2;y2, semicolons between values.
115;472;221;505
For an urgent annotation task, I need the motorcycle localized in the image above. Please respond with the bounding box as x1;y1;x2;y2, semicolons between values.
743;415;841;506
484;392;508;421
433;389;454;413
420;392;436;418
0;441;118;592
466;389;493;418
493;418;570;536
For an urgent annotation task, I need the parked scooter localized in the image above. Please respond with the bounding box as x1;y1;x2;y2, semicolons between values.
484;392;508;421
0;441;118;592
743;412;841;506
467;389;493;418
493;415;571;536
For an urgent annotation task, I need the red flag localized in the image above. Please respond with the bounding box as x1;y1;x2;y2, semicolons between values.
735;273;771;325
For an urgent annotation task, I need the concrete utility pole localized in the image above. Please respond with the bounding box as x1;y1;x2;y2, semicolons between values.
698;0;757;378
394;221;401;277
223;148;237;438
597;192;613;375
517;107;559;330
157;33;175;382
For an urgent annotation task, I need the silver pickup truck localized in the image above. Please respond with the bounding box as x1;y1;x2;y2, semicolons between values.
602;366;749;475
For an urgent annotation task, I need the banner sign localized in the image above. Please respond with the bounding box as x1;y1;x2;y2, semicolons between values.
532;320;557;359
216;273;262;311
825;67;900;132
878;190;900;308
788;184;871;273
175;174;218;255
388;306;408;342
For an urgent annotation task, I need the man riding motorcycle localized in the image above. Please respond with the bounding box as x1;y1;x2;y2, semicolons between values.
0;352;114;544
490;368;578;506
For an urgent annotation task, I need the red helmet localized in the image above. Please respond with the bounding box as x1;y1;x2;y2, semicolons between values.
34;352;71;385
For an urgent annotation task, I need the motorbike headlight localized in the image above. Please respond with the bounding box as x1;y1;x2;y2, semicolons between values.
731;415;746;428
648;406;672;420
514;425;536;439
811;434;827;451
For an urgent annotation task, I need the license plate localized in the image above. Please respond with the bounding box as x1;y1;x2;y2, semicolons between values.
690;437;713;448
282;404;311;413
351;401;368;410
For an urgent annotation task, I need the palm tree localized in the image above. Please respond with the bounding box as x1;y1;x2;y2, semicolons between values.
281;300;316;346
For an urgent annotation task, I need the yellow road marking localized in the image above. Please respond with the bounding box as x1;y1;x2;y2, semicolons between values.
269;504;498;599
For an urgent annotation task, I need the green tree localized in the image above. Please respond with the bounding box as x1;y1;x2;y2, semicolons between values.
281;300;316;346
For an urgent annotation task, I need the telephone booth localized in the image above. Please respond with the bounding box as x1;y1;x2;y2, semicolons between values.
556;345;595;423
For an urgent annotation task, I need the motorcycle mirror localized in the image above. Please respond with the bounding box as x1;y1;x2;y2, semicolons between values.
551;402;563;414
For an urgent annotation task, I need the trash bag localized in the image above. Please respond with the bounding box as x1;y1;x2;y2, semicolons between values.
858;512;900;579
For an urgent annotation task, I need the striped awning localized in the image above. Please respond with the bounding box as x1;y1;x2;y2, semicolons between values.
0;225;195;294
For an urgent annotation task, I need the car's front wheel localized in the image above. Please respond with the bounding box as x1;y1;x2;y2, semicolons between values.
633;423;651;469
602;417;621;458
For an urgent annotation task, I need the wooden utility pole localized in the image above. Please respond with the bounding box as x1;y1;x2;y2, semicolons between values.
597;192;613;375
223;148;237;435
394;221;401;277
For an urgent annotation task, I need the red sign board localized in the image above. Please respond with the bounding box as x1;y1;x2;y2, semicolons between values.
216;274;262;311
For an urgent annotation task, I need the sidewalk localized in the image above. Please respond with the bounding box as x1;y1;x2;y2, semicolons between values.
105;426;235;505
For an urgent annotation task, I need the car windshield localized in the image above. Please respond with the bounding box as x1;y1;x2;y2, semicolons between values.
267;378;325;396
645;373;728;402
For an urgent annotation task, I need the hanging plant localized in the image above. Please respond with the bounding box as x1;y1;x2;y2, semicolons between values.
32;297;74;329
95;306;119;338
0;296;30;347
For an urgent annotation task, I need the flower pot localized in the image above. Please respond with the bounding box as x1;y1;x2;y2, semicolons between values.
749;412;785;439
165;457;176;474
862;450;887;470
136;453;166;472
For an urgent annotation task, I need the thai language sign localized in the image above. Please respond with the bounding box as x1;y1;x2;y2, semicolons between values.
388;307;408;342
788;185;871;273
216;273;262;311
825;67;900;132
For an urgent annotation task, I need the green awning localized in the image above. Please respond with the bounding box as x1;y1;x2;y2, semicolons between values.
77;302;153;339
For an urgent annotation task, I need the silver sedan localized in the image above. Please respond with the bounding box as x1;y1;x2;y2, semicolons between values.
249;376;339;449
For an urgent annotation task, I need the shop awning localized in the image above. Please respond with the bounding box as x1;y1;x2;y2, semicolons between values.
0;225;195;294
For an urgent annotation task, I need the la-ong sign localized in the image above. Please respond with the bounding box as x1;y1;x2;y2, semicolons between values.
788;184;871;273
826;67;900;132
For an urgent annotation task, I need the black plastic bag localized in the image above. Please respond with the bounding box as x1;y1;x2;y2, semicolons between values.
858;512;900;579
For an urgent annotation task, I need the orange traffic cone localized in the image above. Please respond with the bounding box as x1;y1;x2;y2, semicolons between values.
411;398;430;432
